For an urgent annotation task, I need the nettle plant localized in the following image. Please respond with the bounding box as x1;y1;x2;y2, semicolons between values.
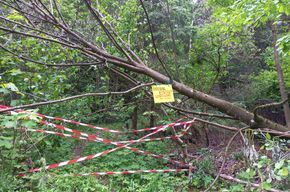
0;111;43;190
238;133;289;191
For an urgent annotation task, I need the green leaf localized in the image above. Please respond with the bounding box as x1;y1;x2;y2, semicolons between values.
279;167;288;176
1;120;17;128
0;140;13;149
10;100;19;107
275;160;285;170
262;182;272;190
0;88;10;94
265;133;271;140
21;120;37;129
7;11;25;21
2;83;19;92
0;136;13;149
8;69;23;76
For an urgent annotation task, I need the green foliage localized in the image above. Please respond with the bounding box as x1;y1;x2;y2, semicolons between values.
238;135;290;191
46;176;108;192
242;45;290;104
0;112;43;191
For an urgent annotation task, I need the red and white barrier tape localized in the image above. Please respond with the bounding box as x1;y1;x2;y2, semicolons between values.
23;129;89;140
22;124;190;144
19;147;121;175
38;113;187;134
1;105;194;176
19;119;192;175
38;119;195;141
0;105;119;133
64;169;188;177
0;105;187;134
19;124;191;175
38;119;194;166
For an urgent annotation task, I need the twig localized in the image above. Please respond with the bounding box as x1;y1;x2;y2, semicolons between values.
219;174;284;192
139;0;173;80
0;26;77;49
180;112;290;138
0;83;153;113
253;99;289;124
204;127;249;192
89;5;145;65
52;0;68;27
0;44;103;67
164;103;236;120
0;16;72;44
83;0;134;63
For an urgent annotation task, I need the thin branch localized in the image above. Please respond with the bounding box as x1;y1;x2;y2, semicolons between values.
33;0;57;23
0;26;77;49
0;44;104;67
180;112;290;138
108;67;139;85
0;83;153;113
254;99;289;120
204;127;248;192
164;103;236;120
0;1;54;26
0;16;72;44
219;174;284;192
93;8;145;65
14;0;36;27
139;0;173;80
83;0;135;63
52;0;68;27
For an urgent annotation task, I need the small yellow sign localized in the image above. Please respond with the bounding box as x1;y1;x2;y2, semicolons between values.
152;84;175;103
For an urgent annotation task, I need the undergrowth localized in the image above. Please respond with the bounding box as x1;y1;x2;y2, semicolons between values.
1;113;289;191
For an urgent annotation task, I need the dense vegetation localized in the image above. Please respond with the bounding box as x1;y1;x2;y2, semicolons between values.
0;0;289;191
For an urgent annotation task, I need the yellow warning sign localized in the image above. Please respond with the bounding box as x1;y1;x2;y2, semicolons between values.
152;84;175;103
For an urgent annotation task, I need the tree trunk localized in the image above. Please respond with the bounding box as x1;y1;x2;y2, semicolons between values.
164;0;180;81
149;102;155;127
131;105;138;130
271;24;290;128
141;67;288;132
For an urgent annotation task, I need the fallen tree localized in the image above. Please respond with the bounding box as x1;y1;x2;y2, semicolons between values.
0;0;288;132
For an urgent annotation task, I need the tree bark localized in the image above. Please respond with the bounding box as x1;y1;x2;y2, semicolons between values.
271;24;290;128
164;0;180;80
149;102;155;127
131;105;138;130
141;67;288;132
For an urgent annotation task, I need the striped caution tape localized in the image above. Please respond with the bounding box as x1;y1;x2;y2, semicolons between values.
21;125;191;174
19;147;121;176
19;124;192;174
1;105;195;176
19;119;191;176
38;119;196;141
0;105;119;133
22;129;89;140
113;125;191;144
10;107;193;156
0;105;187;134
22;123;191;144
37;113;187;134
63;169;188;177
38;119;195;166
36;113;168;134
